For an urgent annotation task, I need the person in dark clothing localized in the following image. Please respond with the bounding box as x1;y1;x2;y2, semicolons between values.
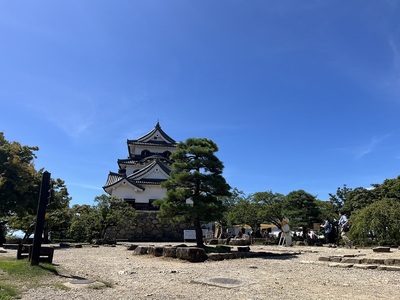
0;221;7;246
320;217;334;247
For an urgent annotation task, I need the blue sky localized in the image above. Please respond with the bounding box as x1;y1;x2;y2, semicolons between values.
1;1;400;206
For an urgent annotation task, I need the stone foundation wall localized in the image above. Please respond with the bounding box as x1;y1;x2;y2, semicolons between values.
107;211;193;242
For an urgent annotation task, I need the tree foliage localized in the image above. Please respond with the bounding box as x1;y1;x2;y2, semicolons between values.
69;204;95;242
217;188;246;231
0;132;39;219
44;178;72;241
70;195;136;243
157;138;231;247
253;191;285;228
325;177;400;246
328;184;352;210
7;174;72;241
341;187;376;214
1;133;72;241
227;191;286;232
282;190;321;230
226;198;264;232
350;198;400;246
315;199;337;221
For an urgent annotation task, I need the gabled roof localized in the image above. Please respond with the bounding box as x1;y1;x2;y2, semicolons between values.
127;122;176;145
128;158;171;180
118;155;172;168
103;172;145;193
103;158;171;194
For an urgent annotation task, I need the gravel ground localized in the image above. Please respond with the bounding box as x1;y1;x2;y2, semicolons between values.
2;243;400;300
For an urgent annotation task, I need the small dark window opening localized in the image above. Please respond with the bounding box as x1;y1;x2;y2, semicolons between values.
124;198;135;208
141;150;151;158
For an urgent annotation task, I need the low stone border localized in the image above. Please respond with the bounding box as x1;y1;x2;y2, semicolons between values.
318;255;400;271
318;255;400;266
130;244;299;262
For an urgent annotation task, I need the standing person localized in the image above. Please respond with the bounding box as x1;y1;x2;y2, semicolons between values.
320;217;334;247
338;211;352;248
280;218;292;247
331;217;339;246
0;221;7;246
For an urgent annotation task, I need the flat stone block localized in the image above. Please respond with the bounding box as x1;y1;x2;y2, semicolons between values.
341;258;363;264
353;264;377;270
176;247;207;262
229;239;251;246
328;263;340;267
338;263;354;268
372;246;391;253
364;258;384;265
318;256;331;262
148;246;164;257
133;246;149;255
383;259;395;265
127;244;138;251
384;266;400;271
328;263;353;268
163;247;177;258
330;257;343;263
207;253;223;261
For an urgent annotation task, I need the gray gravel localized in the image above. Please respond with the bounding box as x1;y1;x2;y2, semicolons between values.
2;243;400;300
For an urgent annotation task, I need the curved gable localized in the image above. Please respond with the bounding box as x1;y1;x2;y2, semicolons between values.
136;122;176;144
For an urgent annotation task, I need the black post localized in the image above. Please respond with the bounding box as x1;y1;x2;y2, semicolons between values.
30;171;51;266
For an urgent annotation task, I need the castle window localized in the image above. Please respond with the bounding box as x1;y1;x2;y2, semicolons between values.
124;198;135;208
141;150;151;158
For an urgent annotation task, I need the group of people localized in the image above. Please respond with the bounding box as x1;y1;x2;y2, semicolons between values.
320;210;352;248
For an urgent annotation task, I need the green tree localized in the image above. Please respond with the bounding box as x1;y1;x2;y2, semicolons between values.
226;198;263;233
227;191;286;233
350;198;400;246
91;195;137;243
44;178;72;242
328;184;352;210
340;186;376;215
347;177;400;215
282;190;321;235
315;199;337;221
69;204;95;242
157;138;231;248
1;133;72;241
7;171;71;242
217;187;246;236
0;132;39;219
70;196;137;243
369;176;400;200
253;191;285;228
329;177;400;217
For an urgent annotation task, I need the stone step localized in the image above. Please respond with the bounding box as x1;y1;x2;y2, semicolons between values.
319;256;400;271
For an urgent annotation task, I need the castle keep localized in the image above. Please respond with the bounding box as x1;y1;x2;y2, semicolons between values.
103;122;189;241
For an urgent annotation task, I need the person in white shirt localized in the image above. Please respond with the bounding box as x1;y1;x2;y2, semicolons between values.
338;211;352;248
